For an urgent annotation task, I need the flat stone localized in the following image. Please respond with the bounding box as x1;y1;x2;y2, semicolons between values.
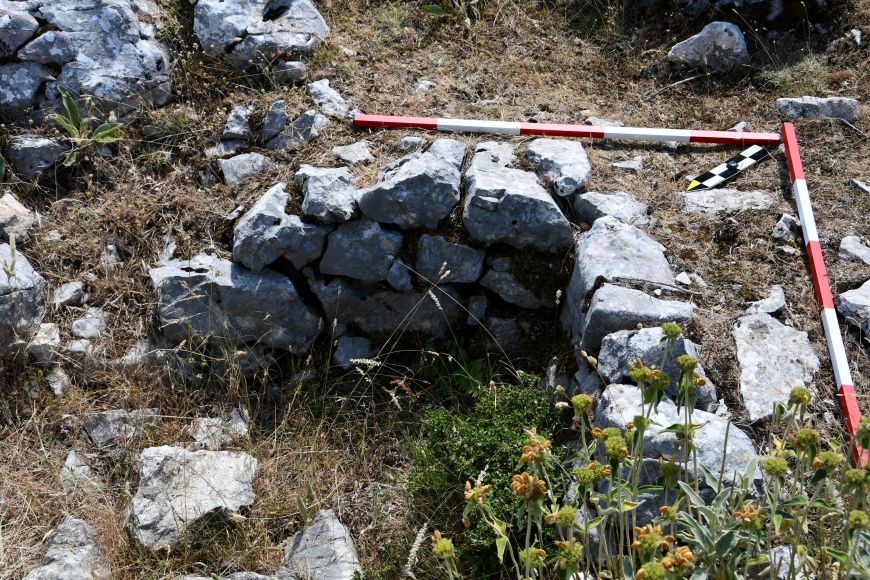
358;139;466;230
746;285;786;315
668;21;749;73
416;234;485;284
728;121;754;132
0;8;39;57
233;183;332;272
611;156;644;172
266;109;329;151
71;306;108;339
733;313;820;422
386;260;413;291
127;446;258;550
399;136;425;151
273;60;307;84
0;62;48;116
573;191;649;225
773;213;801;241
0;242;46;355
16;31;77;65
333;140;373;165
319;219;402;282
83;408;159;447
150;253;322;351
22;517;110;580
27;322;60;366
567;215;674;307
597;327;717;411
463;142;573;253
47;367;70;396
524;138;591;196
60;450;103;495
295;165;359;223
776;96;860;123
205;140;246;159
222;105;253;141
218;153;274;187
596;384;760;487
52;281;87;308
836;280;870;336
0;192;39;242
680;188;772;213
575;284;694;351
4;134;69;178
333;336;375;369
261;100;289;143
189;411;248;451
584;116;624;127
480;258;547;309
839;235;870;265
193;0;328;68
307;79;350;118
277;509;361;580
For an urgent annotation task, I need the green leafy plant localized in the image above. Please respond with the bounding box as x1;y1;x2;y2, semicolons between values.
52;86;124;166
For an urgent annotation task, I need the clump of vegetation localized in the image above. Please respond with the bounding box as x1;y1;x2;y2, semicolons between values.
759;54;829;95
53;86;124;166
414;323;870;579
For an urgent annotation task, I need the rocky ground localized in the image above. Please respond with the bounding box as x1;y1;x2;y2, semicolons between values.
1;0;870;578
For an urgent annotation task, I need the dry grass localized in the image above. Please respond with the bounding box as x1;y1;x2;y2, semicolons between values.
1;0;870;577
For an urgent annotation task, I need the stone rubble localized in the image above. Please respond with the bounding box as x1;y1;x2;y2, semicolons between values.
60;450;104;495
219;153;275;187
26;322;60;365
772;213;801;241
22;517;111;580
611;155;644;173
333;140;373;165
480;257;548;309
71;306;108;339
839;235;870;265
307;78;351;118
266;110;330;151
776;96;860;123
83;408;159;447
319;219;403;282
680;188;772;213
333;336;375;369
295;165;360;223
746;285;787;315
416;234;485;284
189;410;249;451
52;281;87;308
0;242;46;355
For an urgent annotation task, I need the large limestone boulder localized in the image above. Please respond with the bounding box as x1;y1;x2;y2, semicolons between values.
0;242;45;355
127;446;258;550
23;517;110;580
733;313;820;422
668;21;749;74
193;0;329;68
463;141;573;253
149;253;322;352
276;509;361;580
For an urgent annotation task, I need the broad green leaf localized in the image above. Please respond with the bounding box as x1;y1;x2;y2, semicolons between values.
678;481;706;507
52;113;79;138
622;555;634;578
620;501;639;512
62;150;77;167
824;546;850;565
779;496;808;508
714;530;737;557
584;515;604;531
92;123;123;143
58;86;81;129
421;4;447;16
495;536;507;563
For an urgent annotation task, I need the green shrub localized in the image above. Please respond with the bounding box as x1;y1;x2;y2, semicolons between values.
409;381;562;574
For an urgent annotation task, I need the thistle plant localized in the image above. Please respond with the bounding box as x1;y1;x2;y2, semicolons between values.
52;86;123;166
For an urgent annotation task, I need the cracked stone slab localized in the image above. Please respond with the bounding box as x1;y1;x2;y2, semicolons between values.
776;96;860;123
573;191;649;226
679;188;772;213
319;219;402;282
127;446;258;550
295;165;359;223
733;313;820;422
524;138;591;196
22;517;110;580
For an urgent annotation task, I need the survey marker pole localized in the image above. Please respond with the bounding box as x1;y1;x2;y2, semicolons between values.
782;123;866;465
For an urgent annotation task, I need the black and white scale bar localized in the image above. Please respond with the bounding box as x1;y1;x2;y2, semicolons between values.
686;145;770;191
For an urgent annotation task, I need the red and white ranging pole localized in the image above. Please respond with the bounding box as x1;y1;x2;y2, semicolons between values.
782;123;865;464
354;113;782;146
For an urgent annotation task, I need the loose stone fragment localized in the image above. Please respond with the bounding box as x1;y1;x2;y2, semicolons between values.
524;138;591;196
277;509;361;580
319;219;403;282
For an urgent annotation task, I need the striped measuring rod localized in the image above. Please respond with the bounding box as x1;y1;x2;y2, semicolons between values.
782;122;866;465
354;113;782;146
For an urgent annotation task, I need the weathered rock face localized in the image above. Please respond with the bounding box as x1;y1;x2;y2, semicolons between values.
127;446;258;550
574;284;693;351
4;134;69;179
0;0;172;118
0;242;46;355
358;139;466;229
193;0;329;69
573;191;649;226
668;21;749;74
319;219;403;282
22;516;111;580
567;216;674;306
776;96;860;123
839;236;870;265
189;410;249;451
416;234;485;285
597;327;717;411
233;183;332;272
60;450;103;495
295;165;359;223
307;78;350;118
480;257;547;309
837;280;870;337
0;191;40;241
679;188;772;213
149;253;322;352
0;8;39;57
524;138;591;197
277;509;361;580
595;384;760;488
219;153;274;187
266;109;329;151
463;142;574;253
83;408;158;447
733;313;820;422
